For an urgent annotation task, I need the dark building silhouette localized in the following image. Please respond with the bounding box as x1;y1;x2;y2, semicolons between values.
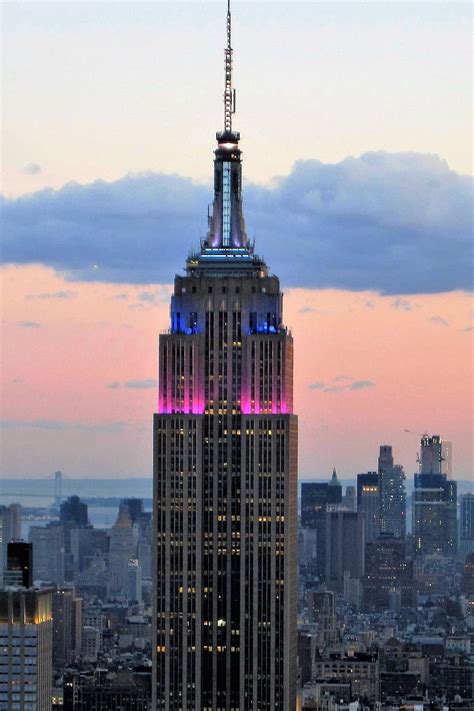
60;496;88;528
364;535;414;611
325;511;365;593
121;498;144;524
152;5;297;709
357;472;380;543
460;493;474;557
60;496;90;581
5;541;32;588
301;471;342;581
52;586;82;668
63;668;151;710
307;589;336;644
461;553;474;596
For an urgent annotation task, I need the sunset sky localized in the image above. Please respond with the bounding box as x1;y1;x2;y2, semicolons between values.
1;1;473;479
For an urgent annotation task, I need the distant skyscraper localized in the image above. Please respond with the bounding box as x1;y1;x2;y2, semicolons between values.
127;559;143;603
121;498;144;524
5;541;33;588
413;435;457;557
378;445;406;538
30;525;65;584
60;495;89;580
152;3;297;708
343;485;357;512
60;495;88;528
460;493;474;557
108;503;135;599
0;587;53;711
0;504;22;587
70;527;109;574
9;503;22;540
307;590;337;645
301;472;343;581
325;510;365;593
441;440;453;479
52;586;82;668
420;434;443;474
461;553;474;595
357;472;380;543
364;535;414;611
0;505;12;587
328;467;343;504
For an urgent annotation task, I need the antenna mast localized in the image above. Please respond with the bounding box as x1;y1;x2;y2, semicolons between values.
224;0;236;132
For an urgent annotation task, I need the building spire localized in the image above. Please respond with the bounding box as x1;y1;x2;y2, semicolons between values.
224;0;236;132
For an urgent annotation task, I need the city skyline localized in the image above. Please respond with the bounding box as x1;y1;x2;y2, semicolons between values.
1;1;473;480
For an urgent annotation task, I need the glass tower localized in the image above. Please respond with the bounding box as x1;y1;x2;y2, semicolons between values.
152;3;298;709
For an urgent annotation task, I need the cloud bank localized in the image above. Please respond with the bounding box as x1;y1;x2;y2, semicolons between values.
2;152;472;294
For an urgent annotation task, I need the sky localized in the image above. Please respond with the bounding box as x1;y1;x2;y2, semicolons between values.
1;1;473;480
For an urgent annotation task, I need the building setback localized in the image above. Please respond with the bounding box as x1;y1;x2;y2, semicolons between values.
152;3;297;709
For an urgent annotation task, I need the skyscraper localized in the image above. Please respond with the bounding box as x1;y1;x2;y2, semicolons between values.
325;511;365;594
152;3;297;708
363;535;414;611
357;472;380;543
108;503;136;599
60;495;89;581
301;472;342;581
52;586;82;668
30;524;65;585
460;493;474;557
5;541;33;588
378;445;406;538
413;435;457;557
0;504;22;587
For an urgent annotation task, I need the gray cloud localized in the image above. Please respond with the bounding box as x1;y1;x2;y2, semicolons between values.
22;163;42;175
391;298;416;312
106;379;157;390
310;378;375;393
2;152;472;294
125;379;156;389
26;290;75;300
428;315;449;327
17;320;41;328
298;306;317;314
350;380;375;390
138;288;171;305
309;382;326;390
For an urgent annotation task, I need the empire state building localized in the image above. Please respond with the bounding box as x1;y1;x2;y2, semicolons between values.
152;3;297;709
